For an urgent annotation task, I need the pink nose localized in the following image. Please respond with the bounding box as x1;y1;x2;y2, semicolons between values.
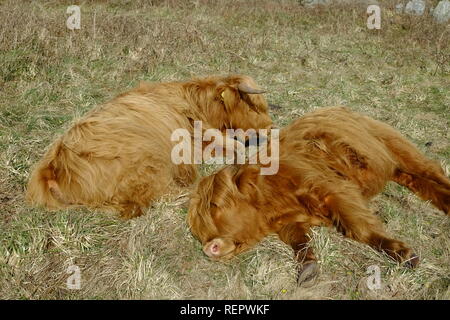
203;242;220;258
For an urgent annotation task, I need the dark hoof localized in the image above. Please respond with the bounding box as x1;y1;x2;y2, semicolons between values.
404;253;420;268
297;261;319;285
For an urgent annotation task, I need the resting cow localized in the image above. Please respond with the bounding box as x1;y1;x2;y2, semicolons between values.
26;75;272;218
188;107;450;283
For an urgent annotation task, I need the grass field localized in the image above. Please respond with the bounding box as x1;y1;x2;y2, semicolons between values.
0;0;449;300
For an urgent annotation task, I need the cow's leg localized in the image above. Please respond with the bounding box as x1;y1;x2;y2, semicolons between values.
325;190;419;267
277;223;319;284
368;117;450;215
393;169;450;215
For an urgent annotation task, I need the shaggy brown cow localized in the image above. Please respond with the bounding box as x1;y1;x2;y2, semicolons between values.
26;75;272;218
188;106;450;283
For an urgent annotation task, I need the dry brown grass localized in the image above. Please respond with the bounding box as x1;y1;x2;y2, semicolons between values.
0;0;449;300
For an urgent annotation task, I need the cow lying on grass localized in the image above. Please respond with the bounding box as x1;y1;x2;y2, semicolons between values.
188;107;450;284
26;75;272;219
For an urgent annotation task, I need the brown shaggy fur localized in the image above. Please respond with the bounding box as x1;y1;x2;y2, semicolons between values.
26;75;272;218
188;106;450;281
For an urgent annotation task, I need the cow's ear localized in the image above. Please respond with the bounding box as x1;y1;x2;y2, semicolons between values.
232;165;260;196
220;88;238;112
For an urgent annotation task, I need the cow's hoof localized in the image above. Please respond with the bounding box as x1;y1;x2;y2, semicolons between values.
404;253;420;269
